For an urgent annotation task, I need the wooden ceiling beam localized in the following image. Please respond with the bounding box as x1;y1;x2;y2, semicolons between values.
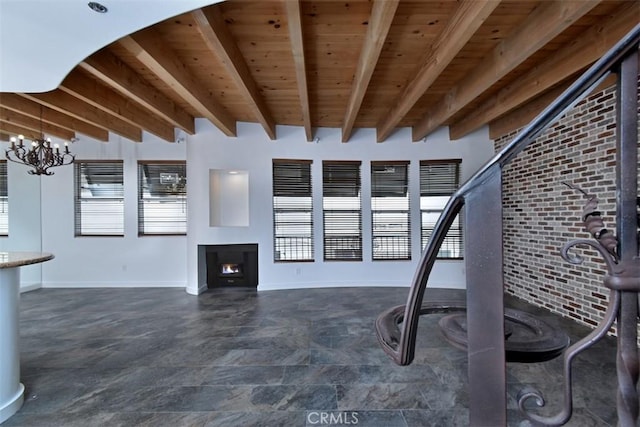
193;7;276;140
21;91;142;142
449;2;638;140
412;0;600;141
60;70;176;142
0;121;42;140
376;0;499;143
341;0;399;143
119;29;236;137
80;50;195;135
0;108;75;140
0;93;108;141
285;0;312;142
489;80;572;140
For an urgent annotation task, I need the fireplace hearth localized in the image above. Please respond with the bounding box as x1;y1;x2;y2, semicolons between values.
198;244;258;288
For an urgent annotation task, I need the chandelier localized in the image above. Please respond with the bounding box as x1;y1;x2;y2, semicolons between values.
6;134;75;176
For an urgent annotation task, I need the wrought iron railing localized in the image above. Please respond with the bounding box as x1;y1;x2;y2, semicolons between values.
375;24;640;426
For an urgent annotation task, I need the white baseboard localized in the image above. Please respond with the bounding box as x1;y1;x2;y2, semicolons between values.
41;281;186;289
185;283;207;295
257;280;410;291
19;282;42;293
256;280;466;292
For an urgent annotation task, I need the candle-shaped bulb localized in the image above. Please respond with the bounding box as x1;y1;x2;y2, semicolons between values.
18;135;24;147
54;143;60;154
64;141;69;154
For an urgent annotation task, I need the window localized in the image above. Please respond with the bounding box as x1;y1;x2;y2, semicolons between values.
323;161;362;261
75;161;124;236
138;162;187;235
0;162;7;236
371;161;411;260
420;159;463;258
272;160;314;261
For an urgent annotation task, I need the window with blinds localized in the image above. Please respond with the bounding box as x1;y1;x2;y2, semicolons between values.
272;159;314;261
0;162;7;236
371;161;410;260
75;161;124;236
138;162;187;235
323;161;362;261
420;159;463;259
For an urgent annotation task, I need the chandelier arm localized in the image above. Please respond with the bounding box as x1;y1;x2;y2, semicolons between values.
5;138;75;175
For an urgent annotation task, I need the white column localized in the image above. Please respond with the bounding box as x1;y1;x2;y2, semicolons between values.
0;267;24;424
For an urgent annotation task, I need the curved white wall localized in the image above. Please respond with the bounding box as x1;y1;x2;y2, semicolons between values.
1;122;493;293
186;121;494;294
0;0;223;92
37;133;188;289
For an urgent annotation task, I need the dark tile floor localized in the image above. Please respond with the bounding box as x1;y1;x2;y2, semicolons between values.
4;287;619;427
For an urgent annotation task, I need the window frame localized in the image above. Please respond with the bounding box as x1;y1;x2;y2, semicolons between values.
371;161;411;261
272;159;314;262
74;160;125;237
420;159;463;259
137;161;187;236
322;160;362;261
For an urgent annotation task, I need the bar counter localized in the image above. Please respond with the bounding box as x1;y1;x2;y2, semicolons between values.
0;252;53;423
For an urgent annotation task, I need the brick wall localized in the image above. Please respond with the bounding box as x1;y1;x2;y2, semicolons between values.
494;80;639;335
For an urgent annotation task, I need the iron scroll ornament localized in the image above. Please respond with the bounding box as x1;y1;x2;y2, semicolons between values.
516;184;634;426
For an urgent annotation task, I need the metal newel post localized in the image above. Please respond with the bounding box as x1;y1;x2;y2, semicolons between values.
614;46;639;427
464;165;507;426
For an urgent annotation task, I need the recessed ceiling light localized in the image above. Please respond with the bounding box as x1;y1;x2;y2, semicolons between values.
88;2;108;13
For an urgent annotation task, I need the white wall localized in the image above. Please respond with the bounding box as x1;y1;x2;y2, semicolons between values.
186;121;494;294
2;122;493;293
0;164;43;290
37;133;188;288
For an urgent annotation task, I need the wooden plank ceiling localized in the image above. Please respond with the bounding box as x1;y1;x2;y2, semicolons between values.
0;0;636;144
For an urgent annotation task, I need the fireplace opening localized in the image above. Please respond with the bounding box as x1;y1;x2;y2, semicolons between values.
220;263;243;276
199;244;258;289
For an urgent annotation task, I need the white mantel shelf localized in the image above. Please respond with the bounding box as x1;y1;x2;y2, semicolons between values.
0;251;53;423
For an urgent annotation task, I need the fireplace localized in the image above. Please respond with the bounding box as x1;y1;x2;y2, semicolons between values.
199;244;258;288
220;263;242;276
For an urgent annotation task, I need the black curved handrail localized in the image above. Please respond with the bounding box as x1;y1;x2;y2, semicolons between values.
375;23;640;366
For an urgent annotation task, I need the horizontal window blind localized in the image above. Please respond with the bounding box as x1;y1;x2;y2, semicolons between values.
420;160;460;196
75;161;124;236
323;161;362;261
371;161;410;260
420;159;463;258
273;160;314;261
273;160;312;196
138;162;187;235
0;162;7;236
372;162;409;197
